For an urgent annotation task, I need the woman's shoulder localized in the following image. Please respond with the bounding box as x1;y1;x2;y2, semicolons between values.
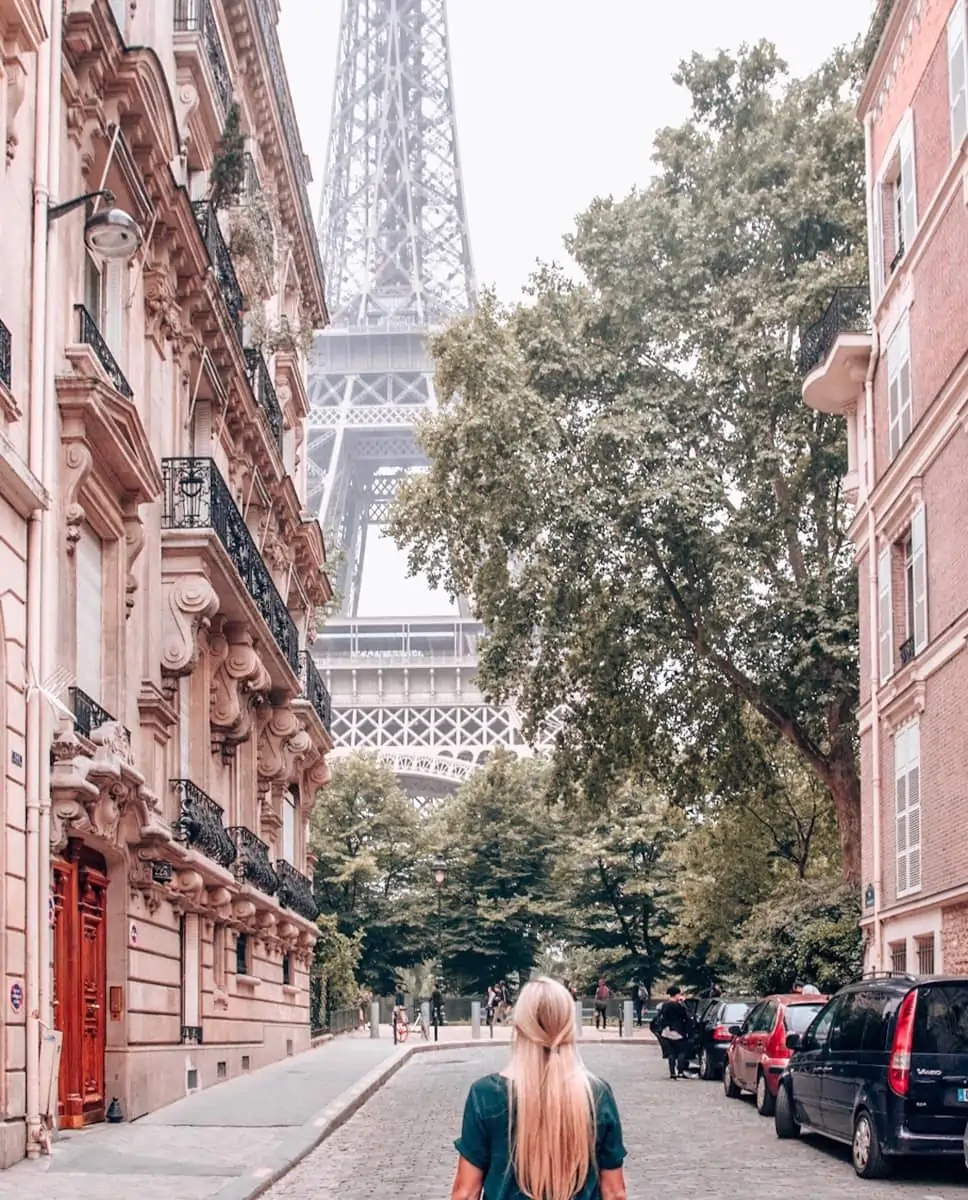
587;1074;620;1112
466;1073;509;1118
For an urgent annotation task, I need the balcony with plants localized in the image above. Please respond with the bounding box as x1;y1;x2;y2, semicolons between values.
799;286;872;416
173;0;234;164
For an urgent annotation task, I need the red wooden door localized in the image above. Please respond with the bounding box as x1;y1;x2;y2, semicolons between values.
53;846;107;1127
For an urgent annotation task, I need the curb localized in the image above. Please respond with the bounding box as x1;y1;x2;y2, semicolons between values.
219;1034;658;1200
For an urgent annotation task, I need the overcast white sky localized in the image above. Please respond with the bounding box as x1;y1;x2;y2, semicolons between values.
279;0;875;617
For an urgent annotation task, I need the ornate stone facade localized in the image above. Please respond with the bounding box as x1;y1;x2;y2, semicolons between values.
0;0;331;1165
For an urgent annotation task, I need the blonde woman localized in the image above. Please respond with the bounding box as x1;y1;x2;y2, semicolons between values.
450;977;628;1200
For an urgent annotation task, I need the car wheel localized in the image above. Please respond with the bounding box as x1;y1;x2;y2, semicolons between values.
755;1071;776;1117
699;1049;714;1081
774;1083;800;1139
852;1109;890;1179
723;1060;740;1099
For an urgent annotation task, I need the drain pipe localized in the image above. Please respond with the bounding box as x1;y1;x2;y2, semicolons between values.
24;0;55;1157
863;110;884;973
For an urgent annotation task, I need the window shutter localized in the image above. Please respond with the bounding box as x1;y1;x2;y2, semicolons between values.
75;525;103;700
911;504;927;652
887;317;912;460
871;187;885;302
878;547;893;682
949;3;968;153
104;261;124;361
899;121;917;251
907;762;921;891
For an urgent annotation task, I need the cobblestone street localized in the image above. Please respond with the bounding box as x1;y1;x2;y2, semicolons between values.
267;1045;968;1200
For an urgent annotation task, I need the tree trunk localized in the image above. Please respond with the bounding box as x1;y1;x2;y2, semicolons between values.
823;745;862;888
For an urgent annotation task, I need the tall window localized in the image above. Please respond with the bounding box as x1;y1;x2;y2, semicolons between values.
890;941;908;976
75;524;103;701
902;505;927;660
877;546;893;683
84;247;124;359
950;1;968;153
916;936;936;976
283;787;297;863
236;932;250;977
895;723;922;897
213;923;227;989
887;315;913;460
897;120;917;264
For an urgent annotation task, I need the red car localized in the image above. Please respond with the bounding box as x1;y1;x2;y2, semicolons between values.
723;992;827;1116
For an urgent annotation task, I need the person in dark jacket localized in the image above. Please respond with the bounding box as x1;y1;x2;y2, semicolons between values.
654;986;693;1079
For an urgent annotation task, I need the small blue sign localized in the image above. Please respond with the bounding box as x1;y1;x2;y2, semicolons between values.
10;751;22;768
9;982;23;1013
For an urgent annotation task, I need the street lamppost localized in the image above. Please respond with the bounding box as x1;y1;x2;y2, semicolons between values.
433;858;446;1043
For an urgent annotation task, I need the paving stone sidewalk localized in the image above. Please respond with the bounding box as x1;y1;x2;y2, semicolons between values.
0;1033;401;1200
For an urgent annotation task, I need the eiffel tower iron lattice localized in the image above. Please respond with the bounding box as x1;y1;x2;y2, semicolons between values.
310;0;542;800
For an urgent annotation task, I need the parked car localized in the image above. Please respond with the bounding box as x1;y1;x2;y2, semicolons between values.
776;975;968;1179
724;993;827;1115
696;997;755;1080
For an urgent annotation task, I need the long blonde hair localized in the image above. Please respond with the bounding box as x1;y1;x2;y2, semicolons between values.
504;977;596;1200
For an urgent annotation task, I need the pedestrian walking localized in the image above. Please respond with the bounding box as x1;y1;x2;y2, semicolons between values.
629;979;644;1028
652;985;693;1079
449;976;628;1200
594;978;610;1030
432;980;445;1027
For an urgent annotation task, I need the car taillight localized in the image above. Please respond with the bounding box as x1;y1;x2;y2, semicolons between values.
713;1024;732;1041
766;1018;786;1058
888;990;918;1097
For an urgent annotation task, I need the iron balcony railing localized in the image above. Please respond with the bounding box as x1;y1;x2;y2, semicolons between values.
161;458;300;673
797;287;871;376
173;0;233;117
181;1025;203;1046
74;305;133;398
68;687;117;739
228;826;279;895
0;318;10;390
244;348;284;453
192;201;244;341
252;0;325;291
298;651;332;733
275;859;319;921
171;779;237;870
899;636;916;667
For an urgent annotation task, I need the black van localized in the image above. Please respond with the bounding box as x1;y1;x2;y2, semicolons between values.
775;975;968;1178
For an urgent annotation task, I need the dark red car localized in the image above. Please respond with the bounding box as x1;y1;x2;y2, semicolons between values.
724;992;827;1115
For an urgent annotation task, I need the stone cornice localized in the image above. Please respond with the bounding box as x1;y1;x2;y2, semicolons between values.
0;0;48;53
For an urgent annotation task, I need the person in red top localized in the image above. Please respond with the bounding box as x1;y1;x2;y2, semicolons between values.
594;978;610;1030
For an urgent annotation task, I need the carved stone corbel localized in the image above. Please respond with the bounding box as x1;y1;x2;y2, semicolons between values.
209;620;271;745
170;869;205;911
122;498;146;617
257;705;312;786
62;440;94;555
161;573;219;678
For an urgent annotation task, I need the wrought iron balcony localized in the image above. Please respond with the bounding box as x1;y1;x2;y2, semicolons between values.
68;687;117;739
228;826;279;895
252;0;325;289
181;1025;203;1046
275;859;319;921
299;651;332;733
74;305;133;398
797;287;871;376
192;201;244;341
171;779;237;870
0;318;10;390
244;348;284;453
161;458;300;672
899;636;916;667
173;0;233;117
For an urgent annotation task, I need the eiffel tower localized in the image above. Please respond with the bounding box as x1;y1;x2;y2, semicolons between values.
309;0;535;801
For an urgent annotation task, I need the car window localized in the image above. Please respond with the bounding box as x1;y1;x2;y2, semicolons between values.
785;1002;825;1035
801;997;841;1051
914;983;968;1054
741;1003;764;1033
721;1002;751;1024
829;993;863;1052
753;1000;778;1033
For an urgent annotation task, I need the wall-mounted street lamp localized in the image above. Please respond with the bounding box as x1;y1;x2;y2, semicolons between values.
48;188;143;262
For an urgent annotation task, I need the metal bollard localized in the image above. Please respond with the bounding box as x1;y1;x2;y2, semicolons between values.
370;1000;380;1039
471;1001;481;1039
623;1000;634;1039
421;1000;431;1038
575;1000;583;1038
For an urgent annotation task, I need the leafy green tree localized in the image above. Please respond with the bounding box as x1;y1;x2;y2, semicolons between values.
555;786;682;994
310;754;429;990
732;879;863;994
430;752;562;991
390;43;867;882
209;103;246;209
310;914;362;1028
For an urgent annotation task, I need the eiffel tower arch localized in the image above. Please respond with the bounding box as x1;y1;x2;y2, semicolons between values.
310;0;535;801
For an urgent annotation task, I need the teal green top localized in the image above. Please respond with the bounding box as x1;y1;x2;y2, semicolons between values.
454;1072;627;1200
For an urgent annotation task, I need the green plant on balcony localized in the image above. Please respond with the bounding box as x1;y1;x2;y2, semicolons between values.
209;103;246;210
229;188;276;298
862;0;896;72
248;307;315;358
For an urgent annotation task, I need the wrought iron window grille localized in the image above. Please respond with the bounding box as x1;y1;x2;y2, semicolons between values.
298;651;333;733
171;779;237;870
192;201;244;341
275;859;319;921
68;687;117;739
228;826;279;896
0;318;11;390
161;458;300;672
74;304;133;398
244;348;284;453
173;0;233;117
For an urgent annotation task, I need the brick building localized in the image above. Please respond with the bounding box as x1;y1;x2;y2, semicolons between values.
802;0;968;975
0;0;332;1164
